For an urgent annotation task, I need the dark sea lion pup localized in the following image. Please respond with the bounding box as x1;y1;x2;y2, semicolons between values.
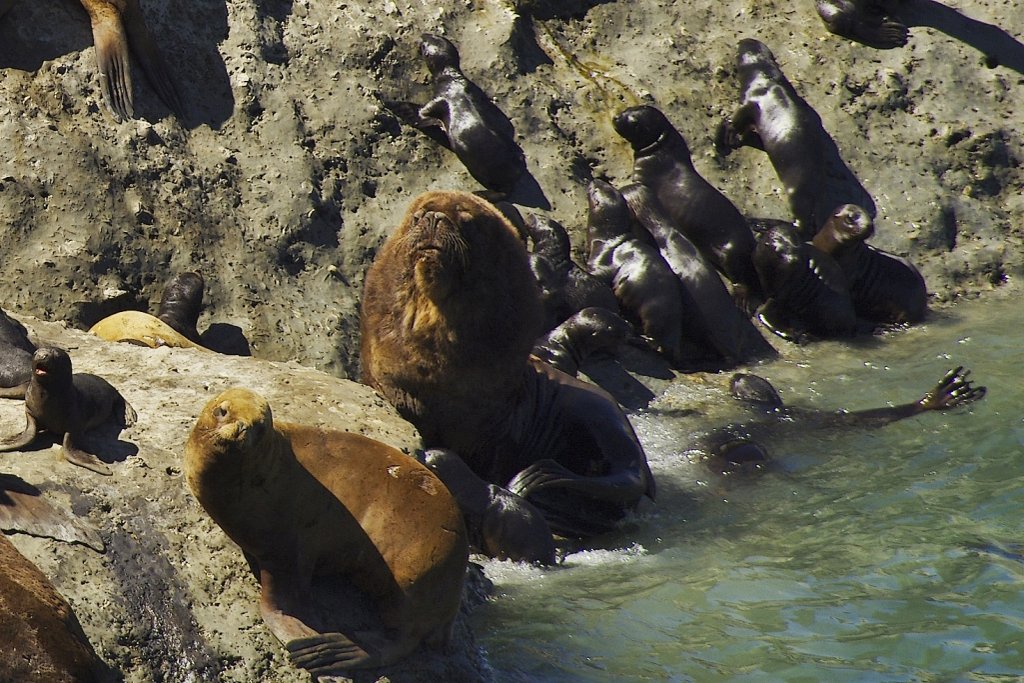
716;38;828;239
422;448;557;566
0;307;37;398
811;204;927;325
531;307;634;377
361;190;655;539
815;0;909;49
184;388;468;676
0;347;137;475
156;271;205;343
613;105;763;309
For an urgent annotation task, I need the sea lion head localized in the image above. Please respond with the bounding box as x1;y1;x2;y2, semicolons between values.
570;308;633;353
31;347;73;386
753;224;803;290
613;106;683;156
586;180;632;240
828;204;874;242
186;388;274;472
157;271;205;341
729;372;784;409
736;38;780;75
420;33;461;75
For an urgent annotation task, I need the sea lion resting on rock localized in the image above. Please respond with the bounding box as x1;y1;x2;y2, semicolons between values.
531;307;634;377
0;307;36;398
815;0;909;49
89;271;208;350
0;534;114;682
361;190;655;539
184;388;468;677
811;204;927;325
0;347;136;476
716;38;829;239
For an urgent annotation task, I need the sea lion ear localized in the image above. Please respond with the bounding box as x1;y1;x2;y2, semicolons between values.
456;209;475;226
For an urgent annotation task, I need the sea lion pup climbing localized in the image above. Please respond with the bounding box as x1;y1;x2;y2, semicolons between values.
184;388;468;677
613;104;763;309
0;307;36;398
811;204;928;325
525;213;619;331
388;34;527;193
716;38;828;239
531;307;634;377
585;180;688;367
361;190;655;539
815;0;909;49
0;347;136;476
0;534;115;682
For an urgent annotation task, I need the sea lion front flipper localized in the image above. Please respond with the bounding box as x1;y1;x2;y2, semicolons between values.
918;366;987;411
60;433;113;476
286;633;376;674
121;0;184;116
0;381;29;399
83;1;134;119
0;475;105;551
0;412;39;452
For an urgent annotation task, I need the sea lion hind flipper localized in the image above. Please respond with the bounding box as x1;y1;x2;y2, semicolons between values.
286;633;377;674
0;412;39;452
87;7;135;119
0;381;29;399
60;433;113;476
507;459;579;498
122;1;184;116
122;399;138;427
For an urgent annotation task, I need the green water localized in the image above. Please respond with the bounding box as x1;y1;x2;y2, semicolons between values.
474;293;1024;682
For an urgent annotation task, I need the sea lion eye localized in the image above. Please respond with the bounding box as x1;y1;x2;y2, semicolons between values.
214;404;228;419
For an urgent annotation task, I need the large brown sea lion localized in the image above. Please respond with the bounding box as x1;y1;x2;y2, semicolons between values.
361;190;655;539
0;533;114;682
0;347;137;476
184;388;468;677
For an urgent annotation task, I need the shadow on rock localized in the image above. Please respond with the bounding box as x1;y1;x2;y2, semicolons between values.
898;0;1024;73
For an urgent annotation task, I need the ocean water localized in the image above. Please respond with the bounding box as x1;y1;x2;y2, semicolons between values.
474;293;1024;682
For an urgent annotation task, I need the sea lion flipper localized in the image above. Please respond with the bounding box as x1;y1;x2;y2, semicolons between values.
61;433;113;476
507;458;579;498
122;399;138;427
86;5;135;120
122;0;184;116
286;633;375;674
0;381;29;399
0;412;39;452
919;366;987;411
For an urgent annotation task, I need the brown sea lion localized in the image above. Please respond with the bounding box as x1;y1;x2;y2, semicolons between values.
0;307;36;399
184;388;468;676
815;0;909;49
585;180;688;367
612;105;764;310
620;182;778;366
361;190;655;539
386;34;527;194
531;307;634;377
0;533;114;682
421;448;556;566
525;213;619;331
0;347;137;476
156;271;204;343
811;204;928;324
716;38;829;239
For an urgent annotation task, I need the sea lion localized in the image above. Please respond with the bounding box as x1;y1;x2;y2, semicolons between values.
184;388;468;676
752;222;861;341
716;38;829;239
76;0;184;119
0;307;36;398
525;213;619;331
0;347;137;476
531;307;634;377
811;204;928;324
387;34;527;193
361;190;655;539
585;179;688;367
421;448;556;566
156;271;205;343
0;534;114;682
612;105;763;309
621;182;778;366
815;0;909;49
89;310;206;350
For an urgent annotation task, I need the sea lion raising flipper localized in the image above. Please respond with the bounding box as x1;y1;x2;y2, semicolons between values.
184;388;468;676
0;307;36;399
0;347;136;476
422;448;556;566
815;0;909;49
531;307;634;377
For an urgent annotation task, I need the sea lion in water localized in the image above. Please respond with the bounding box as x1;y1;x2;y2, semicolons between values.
752;222;861;341
361;190;655;538
156;271;205;343
585;180;688;367
421;448;556;566
0;347;137;476
0;307;36;398
811;204;927;325
387;34;527;193
184;388;468;676
612;105;763;309
0;534;114;682
525;213;619;331
620;182;778;366
716;38;829;239
815;0;909;49
531;307;634;377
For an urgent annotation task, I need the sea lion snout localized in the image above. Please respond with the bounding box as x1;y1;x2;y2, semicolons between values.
32;347;72;378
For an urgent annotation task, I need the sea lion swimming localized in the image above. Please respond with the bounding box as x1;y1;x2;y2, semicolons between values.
811;204;928;325
361;190;655;539
0;307;36;399
716;38;829;239
613;105;764;309
815;0;909;49
0;347;137;476
184;388;468;677
531;307;634;377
